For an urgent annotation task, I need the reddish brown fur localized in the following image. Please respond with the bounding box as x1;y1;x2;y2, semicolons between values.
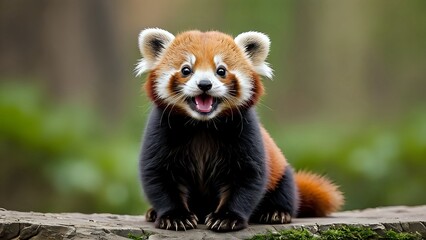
260;126;344;216
145;71;157;102
145;31;264;116
142;29;344;219
247;72;264;107
295;171;344;217
260;126;288;191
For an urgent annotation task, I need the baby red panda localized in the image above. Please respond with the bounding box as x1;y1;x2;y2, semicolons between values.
136;28;344;232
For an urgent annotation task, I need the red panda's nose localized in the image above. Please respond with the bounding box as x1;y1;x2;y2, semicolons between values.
198;80;212;92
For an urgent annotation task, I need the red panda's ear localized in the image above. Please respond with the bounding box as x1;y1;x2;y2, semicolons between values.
135;28;175;76
234;32;273;79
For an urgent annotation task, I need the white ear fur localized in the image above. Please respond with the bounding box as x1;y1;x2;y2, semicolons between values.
234;31;273;79
135;28;175;76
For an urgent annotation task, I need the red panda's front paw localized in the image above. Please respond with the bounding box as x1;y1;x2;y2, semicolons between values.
255;210;292;224
205;212;247;232
155;211;198;231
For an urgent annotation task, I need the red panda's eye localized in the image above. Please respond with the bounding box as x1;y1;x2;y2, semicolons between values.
181;66;192;77
216;67;226;78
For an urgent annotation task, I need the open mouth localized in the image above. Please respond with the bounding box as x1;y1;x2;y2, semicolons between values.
188;94;219;114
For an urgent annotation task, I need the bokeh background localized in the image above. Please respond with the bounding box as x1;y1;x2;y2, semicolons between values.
1;0;425;215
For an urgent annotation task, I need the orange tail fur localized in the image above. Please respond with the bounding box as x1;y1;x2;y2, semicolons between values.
295;171;344;217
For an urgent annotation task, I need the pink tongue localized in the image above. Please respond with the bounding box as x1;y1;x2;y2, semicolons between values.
195;95;213;112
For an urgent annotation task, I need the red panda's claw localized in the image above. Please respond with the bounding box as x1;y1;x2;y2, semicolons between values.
205;212;247;232
255;211;292;224
155;212;198;231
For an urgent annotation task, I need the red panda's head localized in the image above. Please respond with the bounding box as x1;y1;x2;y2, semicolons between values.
136;28;272;121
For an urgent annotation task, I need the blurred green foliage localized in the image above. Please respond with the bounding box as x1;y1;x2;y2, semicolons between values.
1;81;425;214
1;0;426;215
0;82;148;214
270;109;426;210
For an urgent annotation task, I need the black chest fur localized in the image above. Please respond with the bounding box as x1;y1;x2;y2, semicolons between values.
140;107;267;218
160;114;248;193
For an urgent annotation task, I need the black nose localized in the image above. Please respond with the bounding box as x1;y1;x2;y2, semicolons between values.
198;80;212;92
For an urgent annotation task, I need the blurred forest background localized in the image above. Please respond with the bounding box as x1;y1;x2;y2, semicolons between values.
1;0;425;215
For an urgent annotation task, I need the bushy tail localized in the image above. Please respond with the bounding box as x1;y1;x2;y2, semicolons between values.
295;171;344;217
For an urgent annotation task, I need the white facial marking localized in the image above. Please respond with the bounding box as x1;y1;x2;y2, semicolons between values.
213;55;227;69
231;70;253;104
182;70;227;97
188;54;196;66
180;57;229;120
154;69;176;100
152;53;257;121
182;104;223;121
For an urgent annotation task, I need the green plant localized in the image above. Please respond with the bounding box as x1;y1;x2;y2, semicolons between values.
247;226;422;240
128;232;151;240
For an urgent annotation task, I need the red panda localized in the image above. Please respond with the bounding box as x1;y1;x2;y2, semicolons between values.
136;28;344;232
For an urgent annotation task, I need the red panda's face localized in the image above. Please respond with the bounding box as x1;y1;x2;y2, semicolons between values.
136;29;272;121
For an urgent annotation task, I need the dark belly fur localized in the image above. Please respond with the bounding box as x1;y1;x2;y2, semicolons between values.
139;106;296;231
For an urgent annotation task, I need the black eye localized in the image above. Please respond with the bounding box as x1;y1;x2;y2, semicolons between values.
216;67;226;77
181;66;192;77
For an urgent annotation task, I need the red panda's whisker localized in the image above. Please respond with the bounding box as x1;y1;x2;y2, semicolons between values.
166;94;186;128
221;98;234;121
159;94;186;127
